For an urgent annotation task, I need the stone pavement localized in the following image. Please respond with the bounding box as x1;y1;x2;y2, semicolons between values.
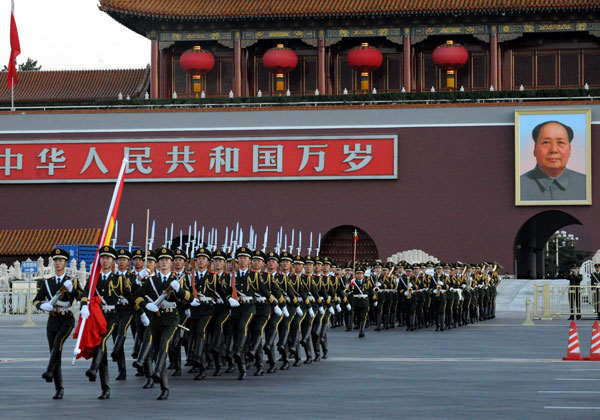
1;313;600;419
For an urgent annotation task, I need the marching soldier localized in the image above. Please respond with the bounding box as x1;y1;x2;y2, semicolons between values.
348;265;375;338
80;246;133;400
432;264;448;331
592;264;600;320
130;249;149;375
275;251;301;370
343;263;354;331
208;249;231;376
133;247;191;400
168;248;189;377
301;256;322;363
34;248;83;399
262;251;289;373
288;255;310;367
111;248;136;381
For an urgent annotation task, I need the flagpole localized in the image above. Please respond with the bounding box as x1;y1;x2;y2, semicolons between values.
72;157;128;364
11;77;14;111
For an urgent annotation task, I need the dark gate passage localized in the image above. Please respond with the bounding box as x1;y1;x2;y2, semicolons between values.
514;210;582;279
320;225;379;266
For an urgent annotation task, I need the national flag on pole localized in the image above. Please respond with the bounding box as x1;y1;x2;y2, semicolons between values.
7;0;20;88
72;158;128;362
353;229;358;243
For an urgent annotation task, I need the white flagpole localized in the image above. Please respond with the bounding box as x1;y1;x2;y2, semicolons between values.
10;1;15;111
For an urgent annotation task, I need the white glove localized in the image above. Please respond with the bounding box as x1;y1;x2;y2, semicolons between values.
138;269;149;278
80;304;89;319
328;306;335;315
273;305;282;316
282;306;290;317
185;309;191;318
336;304;342;312
461;284;466;289
346;304;352;311
228;297;240;307
438;281;444;286
64;280;73;293
170;280;180;292
190;298;200;307
408;283;413;288
374;301;378;307
318;306;324;314
295;306;303;317
40;302;54;312
119;296;129;305
145;302;159;312
376;282;382;287
404;291;409;296
308;307;315;318
140;313;150;327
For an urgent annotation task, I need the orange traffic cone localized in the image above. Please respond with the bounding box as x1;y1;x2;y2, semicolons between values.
585;321;600;361
563;320;584;361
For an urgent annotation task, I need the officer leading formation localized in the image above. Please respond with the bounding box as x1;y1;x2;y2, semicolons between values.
34;245;500;401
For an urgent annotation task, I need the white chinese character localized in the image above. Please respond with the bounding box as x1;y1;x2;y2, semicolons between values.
37;147;66;176
343;143;373;172
166;146;196;174
125;147;152;175
209;146;239;174
0;148;23;176
297;144;327;173
80;147;109;175
253;145;283;173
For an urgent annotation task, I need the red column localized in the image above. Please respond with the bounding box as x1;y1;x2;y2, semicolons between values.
159;47;172;99
403;34;412;92
490;32;499;90
150;40;160;99
318;37;326;94
234;39;242;97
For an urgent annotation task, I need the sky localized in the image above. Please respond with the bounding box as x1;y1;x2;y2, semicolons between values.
1;0;150;70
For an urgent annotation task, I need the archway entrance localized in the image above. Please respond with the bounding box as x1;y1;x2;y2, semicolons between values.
514;210;582;279
320;225;378;266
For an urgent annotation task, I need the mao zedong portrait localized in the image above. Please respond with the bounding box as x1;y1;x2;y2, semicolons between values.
520;121;586;201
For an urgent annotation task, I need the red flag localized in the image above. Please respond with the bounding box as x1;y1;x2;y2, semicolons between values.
72;297;107;359
72;157;128;363
353;229;358;243
7;0;20;88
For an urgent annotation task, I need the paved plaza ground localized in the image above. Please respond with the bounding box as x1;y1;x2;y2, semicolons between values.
1;312;599;419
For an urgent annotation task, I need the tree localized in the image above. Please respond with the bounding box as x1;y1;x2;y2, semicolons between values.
2;57;42;72
544;236;591;278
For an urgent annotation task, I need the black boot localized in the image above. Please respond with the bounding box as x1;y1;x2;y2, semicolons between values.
320;335;329;359
85;346;103;382
110;334;125;362
52;359;64;399
132;337;151;371
98;358;110;400
254;349;265;376
359;321;366;338
375;312;382;331
115;355;127;380
234;354;246;380
142;357;154;388
157;366;169;400
42;347;61;383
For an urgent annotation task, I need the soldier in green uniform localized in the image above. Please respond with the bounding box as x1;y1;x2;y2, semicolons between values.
80;246;133;400
133;247;191;400
131;250;156;388
208;249;230;376
343;263;354;331
311;256;330;361
568;264;583;320
444;264;456;330
168;248;189;376
189;247;220;380
301;256;322;363
348;265;374;338
318;256;339;358
432;264;448;331
34;248;83;399
288;255;310;367
226;247;256;380
186;246;208;374
276;251;300;370
261;251;288;373
111;248;136;380
404;266;417;331
130;249;150;376
380;262;395;330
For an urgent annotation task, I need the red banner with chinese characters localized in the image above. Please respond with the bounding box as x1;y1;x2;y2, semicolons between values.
0;135;397;183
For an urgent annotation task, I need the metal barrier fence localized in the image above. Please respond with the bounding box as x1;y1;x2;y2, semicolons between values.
533;282;600;320
0;290;42;315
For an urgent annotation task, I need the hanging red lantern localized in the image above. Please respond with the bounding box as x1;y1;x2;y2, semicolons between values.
432;40;468;91
263;44;298;94
347;43;383;92
180;46;215;97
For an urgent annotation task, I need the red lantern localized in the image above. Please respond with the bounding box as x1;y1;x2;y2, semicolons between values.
432;41;468;90
347;43;383;92
263;44;298;94
180;46;215;97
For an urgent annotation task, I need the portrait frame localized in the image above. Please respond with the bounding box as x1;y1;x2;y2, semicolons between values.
515;108;592;206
